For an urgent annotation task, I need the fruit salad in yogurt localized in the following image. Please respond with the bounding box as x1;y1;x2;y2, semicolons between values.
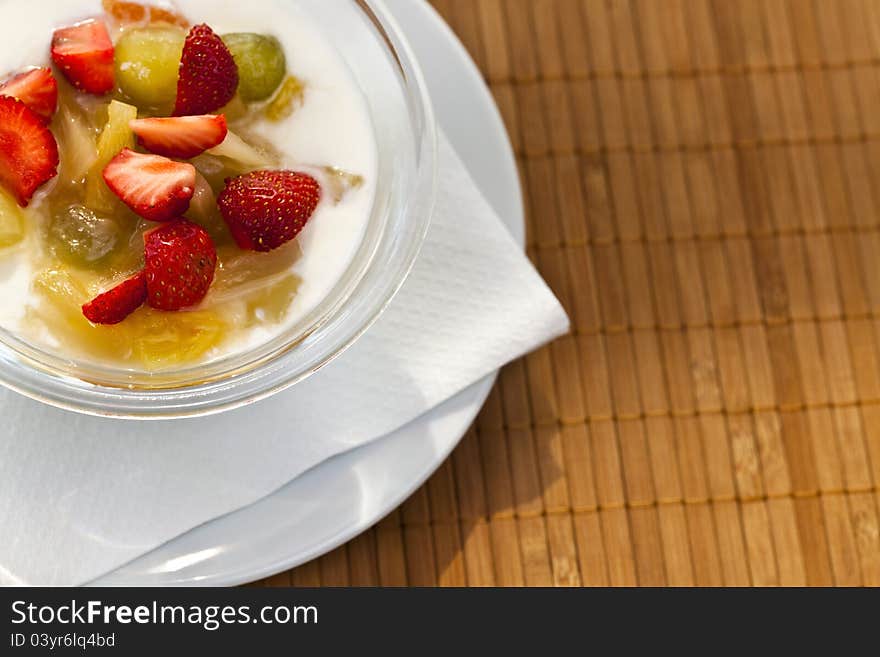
0;0;376;370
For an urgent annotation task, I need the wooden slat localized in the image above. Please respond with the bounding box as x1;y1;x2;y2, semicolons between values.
275;0;880;589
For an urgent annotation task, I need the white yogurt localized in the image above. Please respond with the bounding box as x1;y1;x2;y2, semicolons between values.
0;0;377;367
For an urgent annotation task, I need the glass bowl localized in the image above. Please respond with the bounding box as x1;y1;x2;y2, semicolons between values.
0;0;438;419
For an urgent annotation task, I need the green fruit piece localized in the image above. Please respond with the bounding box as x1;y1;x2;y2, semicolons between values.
264;75;304;122
222;33;287;102
49;204;123;267
0;187;25;248
115;26;186;110
85;100;138;212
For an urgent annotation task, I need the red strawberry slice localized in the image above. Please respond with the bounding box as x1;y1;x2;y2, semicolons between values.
0;68;58;123
174;24;238;116
82;271;148;325
51;19;115;95
0;96;59;207
217;170;321;252
103;148;196;222
144;219;217;311
130;114;228;159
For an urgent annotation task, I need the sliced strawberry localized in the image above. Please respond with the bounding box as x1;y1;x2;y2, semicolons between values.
103;149;196;222
144;219;217;311
130;114;228;159
218;170;321;252
51;19;115;95
82;271;147;325
0;96;59;207
174;24;238;116
0;68;58;123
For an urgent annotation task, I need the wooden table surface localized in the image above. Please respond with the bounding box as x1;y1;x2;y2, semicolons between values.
254;0;880;586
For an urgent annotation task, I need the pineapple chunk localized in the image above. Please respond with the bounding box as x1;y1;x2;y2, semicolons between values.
55;102;98;188
127;309;226;369
31;268;226;370
30;269;96;347
85;100;138;212
207;129;277;169
244;274;300;324
0;188;25;249
265;76;305;122
210;240;302;300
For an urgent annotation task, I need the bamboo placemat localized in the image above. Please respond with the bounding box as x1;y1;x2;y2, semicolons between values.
254;0;880;586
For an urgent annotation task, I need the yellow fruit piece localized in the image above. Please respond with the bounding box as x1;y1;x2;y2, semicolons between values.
54;101;98;188
322;166;364;204
85;100;138;213
0;188;25;249
30;268;227;370
244;274;300;324
114;25;186;111
206;242;301;326
207;129;277;169
33;269;90;304
127;309;226;369
210;240;302;299
29;269;96;347
265;75;304;122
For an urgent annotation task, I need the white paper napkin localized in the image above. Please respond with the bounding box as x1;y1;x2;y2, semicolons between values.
0;135;569;585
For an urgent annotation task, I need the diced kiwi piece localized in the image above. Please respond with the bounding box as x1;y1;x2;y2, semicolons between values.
85;100;137;212
222;33;287;102
115;26;186;110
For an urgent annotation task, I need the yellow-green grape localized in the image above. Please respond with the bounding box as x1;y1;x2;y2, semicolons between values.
264;75;304;122
0;187;25;248
222;33;287;102
85;100;137;212
115;26;186;110
49;204;123;268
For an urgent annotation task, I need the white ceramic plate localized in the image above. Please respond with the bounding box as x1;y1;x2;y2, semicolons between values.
93;0;524;586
